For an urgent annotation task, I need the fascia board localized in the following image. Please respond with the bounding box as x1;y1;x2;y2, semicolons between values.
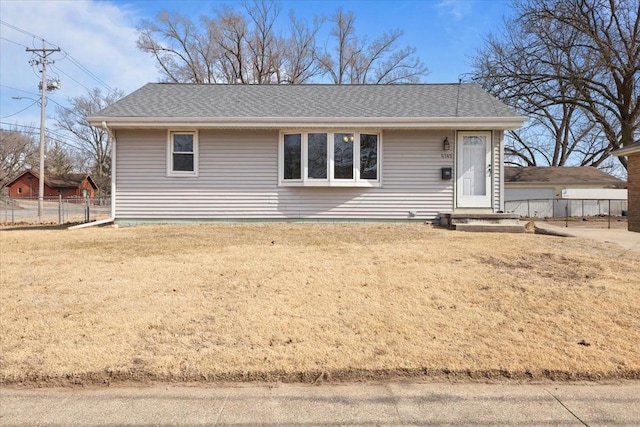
88;116;526;130
611;144;640;156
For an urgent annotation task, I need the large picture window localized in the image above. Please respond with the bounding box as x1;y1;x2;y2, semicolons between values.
280;131;380;186
168;131;198;176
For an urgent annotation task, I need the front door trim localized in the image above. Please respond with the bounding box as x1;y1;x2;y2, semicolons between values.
456;130;493;209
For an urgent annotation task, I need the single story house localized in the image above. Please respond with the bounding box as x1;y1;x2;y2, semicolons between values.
612;143;640;232
7;170;97;199
87;83;525;224
504;166;627;218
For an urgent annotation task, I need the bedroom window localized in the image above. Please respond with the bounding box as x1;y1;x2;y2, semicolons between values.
280;131;380;186
168;131;198;177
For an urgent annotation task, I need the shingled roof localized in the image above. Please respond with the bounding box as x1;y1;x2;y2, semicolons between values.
89;83;525;129
504;167;625;187
7;170;98;189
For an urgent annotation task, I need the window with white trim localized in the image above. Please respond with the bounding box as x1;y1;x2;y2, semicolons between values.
168;131;198;176
279;131;380;186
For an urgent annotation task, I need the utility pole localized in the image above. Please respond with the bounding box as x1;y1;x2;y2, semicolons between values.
26;41;60;222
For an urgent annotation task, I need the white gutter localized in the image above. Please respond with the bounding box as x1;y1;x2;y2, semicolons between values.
87;115;527;131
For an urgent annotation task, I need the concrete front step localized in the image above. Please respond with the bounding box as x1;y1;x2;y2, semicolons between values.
449;213;521;225
440;213;523;231
454;223;526;233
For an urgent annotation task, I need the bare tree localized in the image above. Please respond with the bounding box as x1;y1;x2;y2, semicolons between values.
136;1;428;85
138;1;285;84
0;127;37;193
319;9;428;84
277;12;324;84
137;10;221;83
472;0;639;170
55;88;124;197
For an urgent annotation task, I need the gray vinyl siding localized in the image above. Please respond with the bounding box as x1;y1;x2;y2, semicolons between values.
114;129;457;221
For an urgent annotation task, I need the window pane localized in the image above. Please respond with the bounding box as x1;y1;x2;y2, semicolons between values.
360;134;378;180
173;134;193;152
284;134;302;180
173;154;194;171
308;133;327;179
334;133;353;179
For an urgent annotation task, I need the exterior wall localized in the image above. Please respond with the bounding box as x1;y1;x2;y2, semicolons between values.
8;173;55;198
114;129;457;221
628;153;640;232
8;174;39;198
505;187;556;201
77;178;96;199
7;173;92;198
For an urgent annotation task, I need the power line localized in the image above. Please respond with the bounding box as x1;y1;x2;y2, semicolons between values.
0;122;78;150
0;36;29;48
0;19;44;40
1;20;118;96
0;85;40;97
50;63;92;93
0;101;38;119
61;52;116;94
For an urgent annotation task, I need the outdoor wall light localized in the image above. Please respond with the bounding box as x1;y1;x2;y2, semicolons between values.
342;135;355;143
443;137;450;151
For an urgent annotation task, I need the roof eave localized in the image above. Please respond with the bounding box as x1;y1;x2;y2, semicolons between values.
88;116;526;130
611;144;640;157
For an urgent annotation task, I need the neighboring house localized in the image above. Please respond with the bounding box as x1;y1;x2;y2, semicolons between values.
612;143;640;232
87;83;525;224
7;170;98;199
504;166;627;218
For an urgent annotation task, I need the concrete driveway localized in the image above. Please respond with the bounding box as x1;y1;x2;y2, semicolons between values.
534;222;640;252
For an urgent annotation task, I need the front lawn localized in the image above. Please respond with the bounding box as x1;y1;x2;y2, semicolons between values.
1;224;638;385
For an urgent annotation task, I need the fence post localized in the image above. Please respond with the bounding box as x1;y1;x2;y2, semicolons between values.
608;199;611;229
85;196;90;223
565;204;569;228
58;195;62;224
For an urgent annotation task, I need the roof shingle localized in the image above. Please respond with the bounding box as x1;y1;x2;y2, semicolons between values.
93;83;519;119
504;167;625;186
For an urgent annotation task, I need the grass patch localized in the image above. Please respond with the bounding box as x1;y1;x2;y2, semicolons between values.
1;223;639;385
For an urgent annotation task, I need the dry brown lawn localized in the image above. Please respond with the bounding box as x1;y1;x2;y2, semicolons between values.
1;223;639;386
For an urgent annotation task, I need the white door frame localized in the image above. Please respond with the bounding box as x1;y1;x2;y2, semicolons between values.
456;131;493;209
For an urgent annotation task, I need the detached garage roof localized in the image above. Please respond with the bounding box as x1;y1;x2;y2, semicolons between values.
88;83;525;130
505;166;625;187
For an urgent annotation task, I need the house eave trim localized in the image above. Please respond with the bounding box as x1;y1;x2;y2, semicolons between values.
88;116;526;130
611;145;640;157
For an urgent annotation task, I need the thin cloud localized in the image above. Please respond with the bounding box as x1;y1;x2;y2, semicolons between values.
0;0;157;128
436;0;473;21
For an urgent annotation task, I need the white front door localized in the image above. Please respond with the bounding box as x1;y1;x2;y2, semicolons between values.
456;131;492;208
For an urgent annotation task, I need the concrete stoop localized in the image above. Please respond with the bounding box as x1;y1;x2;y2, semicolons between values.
442;213;525;233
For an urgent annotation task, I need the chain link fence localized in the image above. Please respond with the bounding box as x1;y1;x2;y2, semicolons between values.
1;196;111;225
505;198;628;229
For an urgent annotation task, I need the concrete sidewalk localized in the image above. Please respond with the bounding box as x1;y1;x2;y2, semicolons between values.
534;222;640;252
1;382;639;426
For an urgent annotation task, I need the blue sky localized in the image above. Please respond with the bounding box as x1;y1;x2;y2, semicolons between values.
0;0;512;135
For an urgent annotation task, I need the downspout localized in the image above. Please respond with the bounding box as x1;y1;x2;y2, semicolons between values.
499;131;505;213
69;121;116;230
